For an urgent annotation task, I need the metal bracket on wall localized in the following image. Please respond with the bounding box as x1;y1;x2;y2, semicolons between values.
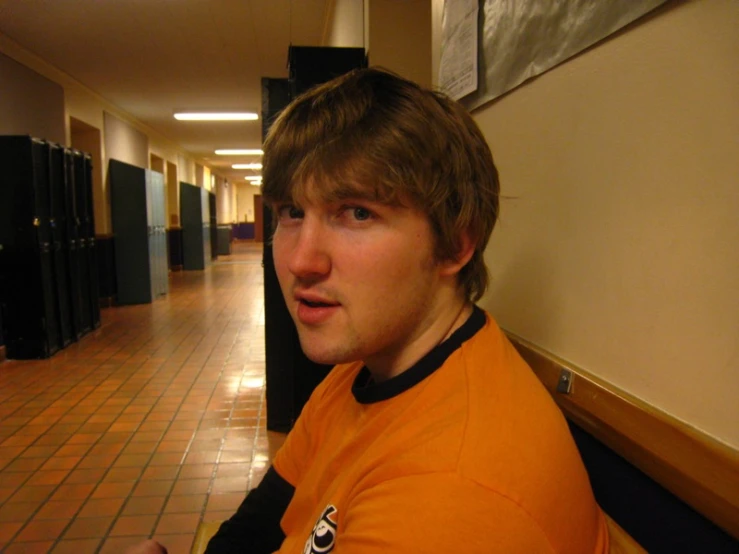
557;369;573;394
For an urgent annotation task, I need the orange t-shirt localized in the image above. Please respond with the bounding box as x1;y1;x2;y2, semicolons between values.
273;307;609;553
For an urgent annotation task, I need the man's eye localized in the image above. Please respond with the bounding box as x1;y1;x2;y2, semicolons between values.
279;205;304;219
350;207;372;221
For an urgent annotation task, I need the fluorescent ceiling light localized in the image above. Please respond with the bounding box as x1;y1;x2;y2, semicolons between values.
174;112;258;121
232;163;263;170
247;175;263;187
215;149;263;156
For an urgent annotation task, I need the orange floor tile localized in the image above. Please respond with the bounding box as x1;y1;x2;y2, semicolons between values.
0;241;286;553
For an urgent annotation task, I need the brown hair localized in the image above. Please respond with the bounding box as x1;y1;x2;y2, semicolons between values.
262;67;499;302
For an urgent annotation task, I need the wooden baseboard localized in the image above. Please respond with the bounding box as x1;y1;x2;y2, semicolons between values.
191;521;221;554
507;332;739;540
0;345;6;364
99;296;115;308
171;264;183;272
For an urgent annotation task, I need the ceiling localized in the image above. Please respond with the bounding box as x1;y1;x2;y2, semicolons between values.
0;0;334;181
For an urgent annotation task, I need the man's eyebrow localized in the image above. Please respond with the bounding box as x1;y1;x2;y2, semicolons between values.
329;185;396;204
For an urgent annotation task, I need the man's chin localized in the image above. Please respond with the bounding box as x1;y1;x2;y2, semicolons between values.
299;344;355;367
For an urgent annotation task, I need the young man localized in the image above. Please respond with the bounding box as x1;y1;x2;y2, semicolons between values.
201;68;609;553
130;67;607;554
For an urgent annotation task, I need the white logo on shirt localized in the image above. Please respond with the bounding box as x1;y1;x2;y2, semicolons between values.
304;504;338;554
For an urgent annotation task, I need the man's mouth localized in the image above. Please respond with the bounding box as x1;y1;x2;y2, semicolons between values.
295;295;340;324
295;292;340;308
301;299;334;308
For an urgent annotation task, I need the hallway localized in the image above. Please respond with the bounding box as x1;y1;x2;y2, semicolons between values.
0;241;283;553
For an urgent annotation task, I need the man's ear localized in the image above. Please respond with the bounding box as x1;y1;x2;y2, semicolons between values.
439;230;475;277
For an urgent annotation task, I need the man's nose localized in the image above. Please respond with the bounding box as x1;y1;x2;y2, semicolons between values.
287;220;331;280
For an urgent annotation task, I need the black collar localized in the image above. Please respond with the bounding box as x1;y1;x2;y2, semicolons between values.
352;306;486;404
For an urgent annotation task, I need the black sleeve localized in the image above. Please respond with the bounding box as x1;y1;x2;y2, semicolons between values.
204;466;295;554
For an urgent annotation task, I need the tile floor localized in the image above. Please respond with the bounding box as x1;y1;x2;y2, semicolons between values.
0;241;285;553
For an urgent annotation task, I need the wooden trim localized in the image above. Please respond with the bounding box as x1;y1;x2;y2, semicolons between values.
171;265;183;272
0;345;6;364
95;233;114;240
507;333;739;540
99;296;115;309
191;521;220;554
168;225;182;231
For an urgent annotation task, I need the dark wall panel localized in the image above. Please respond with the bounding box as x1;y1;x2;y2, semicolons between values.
569;422;737;553
262;47;367;431
232;223;255;240
96;235;116;300
168;228;183;269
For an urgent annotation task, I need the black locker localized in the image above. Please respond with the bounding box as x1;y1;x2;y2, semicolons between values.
80;153;101;329
288;46;368;99
0;136;101;359
262;47;367;431
181;181;209;270
209;192;217;260
71;151;100;330
63;148;84;339
0;136;61;358
262;77;297;431
72;152;92;334
109;159;168;305
48;144;74;347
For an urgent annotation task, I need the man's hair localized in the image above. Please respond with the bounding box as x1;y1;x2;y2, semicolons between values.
262;67;499;302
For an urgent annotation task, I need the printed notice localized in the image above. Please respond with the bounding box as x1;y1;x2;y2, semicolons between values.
439;0;479;100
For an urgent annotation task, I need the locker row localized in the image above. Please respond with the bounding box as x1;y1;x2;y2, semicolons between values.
108;159;217;305
0;135;100;359
1;139;221;359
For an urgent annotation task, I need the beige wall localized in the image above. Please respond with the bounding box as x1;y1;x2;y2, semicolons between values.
367;0;431;87
70;121;105;235
178;154;196;186
325;0;431;89
324;0;364;47
0;31;216;234
434;0;739;447
215;176;236;224
236;182;260;223
195;164;205;188
0;51;65;144
104;111;149;169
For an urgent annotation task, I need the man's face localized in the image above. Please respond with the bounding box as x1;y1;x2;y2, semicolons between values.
272;187;460;380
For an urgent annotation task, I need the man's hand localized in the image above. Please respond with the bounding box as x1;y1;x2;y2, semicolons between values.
123;539;168;554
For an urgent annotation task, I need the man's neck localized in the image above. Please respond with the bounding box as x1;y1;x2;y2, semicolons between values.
365;300;474;383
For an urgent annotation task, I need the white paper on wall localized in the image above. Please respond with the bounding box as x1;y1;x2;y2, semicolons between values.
439;0;479;100
441;0;669;109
